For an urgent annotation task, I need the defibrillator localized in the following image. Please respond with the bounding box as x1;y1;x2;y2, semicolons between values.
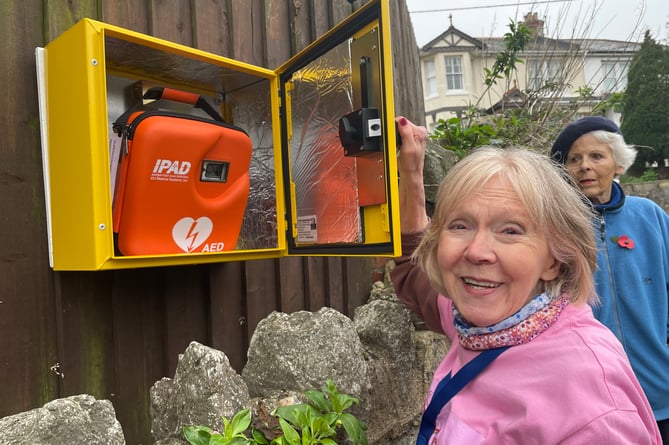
111;87;252;256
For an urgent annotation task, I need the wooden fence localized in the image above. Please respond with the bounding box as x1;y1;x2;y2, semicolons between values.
0;1;424;443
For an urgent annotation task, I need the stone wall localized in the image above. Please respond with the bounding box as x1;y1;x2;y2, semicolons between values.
621;180;669;212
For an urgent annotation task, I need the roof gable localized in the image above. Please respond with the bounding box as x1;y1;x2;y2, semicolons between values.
422;25;484;51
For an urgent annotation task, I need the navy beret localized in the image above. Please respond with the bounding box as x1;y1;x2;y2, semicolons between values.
550;116;622;164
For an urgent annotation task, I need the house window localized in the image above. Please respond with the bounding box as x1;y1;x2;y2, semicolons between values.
424;59;438;97
444;56;464;91
601;61;628;92
528;60;560;91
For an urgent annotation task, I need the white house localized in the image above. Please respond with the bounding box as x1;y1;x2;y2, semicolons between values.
419;12;640;130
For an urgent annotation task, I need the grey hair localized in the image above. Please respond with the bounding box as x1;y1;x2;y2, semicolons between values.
589;130;637;174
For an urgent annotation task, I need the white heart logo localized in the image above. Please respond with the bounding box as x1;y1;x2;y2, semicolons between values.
172;217;213;253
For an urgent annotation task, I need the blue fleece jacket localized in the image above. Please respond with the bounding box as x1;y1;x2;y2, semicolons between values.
592;181;669;421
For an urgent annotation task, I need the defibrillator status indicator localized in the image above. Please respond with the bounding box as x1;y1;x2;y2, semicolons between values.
201;160;229;182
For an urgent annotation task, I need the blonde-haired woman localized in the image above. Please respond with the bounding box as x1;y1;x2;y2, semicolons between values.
392;116;661;444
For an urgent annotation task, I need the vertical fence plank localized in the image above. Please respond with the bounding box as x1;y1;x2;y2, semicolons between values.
278;257;306;313
325;258;346;313
263;0;291;68
244;259;279;335
209;261;247;372
162;267;210;375
329;0;353;29
343;257;373;315
53;273;117;403
230;0;264;65
305;257;327;310
102;0;151;32
311;0;331;38
44;0;100;41
191;0;233;56
288;0;312;52
150;0;193;45
111;269;166;445
0;0;59;417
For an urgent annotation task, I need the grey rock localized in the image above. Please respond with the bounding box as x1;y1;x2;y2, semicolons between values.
242;307;370;400
423;140;457;210
353;299;423;443
0;394;124;445
368;280;400;303
354;299;414;361
150;341;250;442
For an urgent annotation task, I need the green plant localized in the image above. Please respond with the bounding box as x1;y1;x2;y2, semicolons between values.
478;19;531;110
183;409;255;445
640;169;660;181
620;169;659;183
591;91;624;115
183;380;367;445
430;117;496;160
482;20;531;89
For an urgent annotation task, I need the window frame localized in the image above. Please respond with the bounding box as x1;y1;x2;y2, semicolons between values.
600;61;628;93
423;58;438;98
444;55;464;92
528;59;560;91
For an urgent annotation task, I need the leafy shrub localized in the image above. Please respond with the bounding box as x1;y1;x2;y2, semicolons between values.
183;379;367;445
620;169;659;183
430;117;496;160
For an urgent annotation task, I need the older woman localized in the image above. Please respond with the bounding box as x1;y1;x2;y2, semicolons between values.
393;117;661;444
550;116;669;441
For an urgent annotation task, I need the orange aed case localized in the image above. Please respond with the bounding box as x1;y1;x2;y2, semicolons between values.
112;87;252;256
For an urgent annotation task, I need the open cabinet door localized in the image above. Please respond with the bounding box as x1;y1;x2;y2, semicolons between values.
277;0;401;257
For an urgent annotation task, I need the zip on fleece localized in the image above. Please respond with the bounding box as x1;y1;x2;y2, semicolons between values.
597;210;626;347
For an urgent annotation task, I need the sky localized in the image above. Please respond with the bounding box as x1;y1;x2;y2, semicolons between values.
406;0;669;47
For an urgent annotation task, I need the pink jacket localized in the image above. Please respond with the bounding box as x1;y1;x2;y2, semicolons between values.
425;297;661;444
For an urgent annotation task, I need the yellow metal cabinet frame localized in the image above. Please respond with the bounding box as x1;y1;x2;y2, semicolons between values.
36;0;401;270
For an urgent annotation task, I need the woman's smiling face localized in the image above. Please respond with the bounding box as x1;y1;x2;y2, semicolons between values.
437;175;559;327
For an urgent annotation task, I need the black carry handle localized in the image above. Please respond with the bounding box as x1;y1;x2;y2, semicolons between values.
114;86;225;136
143;87;225;123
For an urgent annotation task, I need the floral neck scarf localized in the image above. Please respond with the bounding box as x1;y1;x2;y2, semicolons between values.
453;292;570;351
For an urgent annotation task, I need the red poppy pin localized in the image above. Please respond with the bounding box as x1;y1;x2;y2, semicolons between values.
611;235;634;249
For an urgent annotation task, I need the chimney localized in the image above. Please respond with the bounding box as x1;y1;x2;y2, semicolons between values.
522;12;544;38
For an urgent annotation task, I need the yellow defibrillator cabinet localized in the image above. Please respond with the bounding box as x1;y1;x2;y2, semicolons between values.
36;0;401;270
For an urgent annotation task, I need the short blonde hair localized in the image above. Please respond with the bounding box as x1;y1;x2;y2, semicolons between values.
413;146;598;305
